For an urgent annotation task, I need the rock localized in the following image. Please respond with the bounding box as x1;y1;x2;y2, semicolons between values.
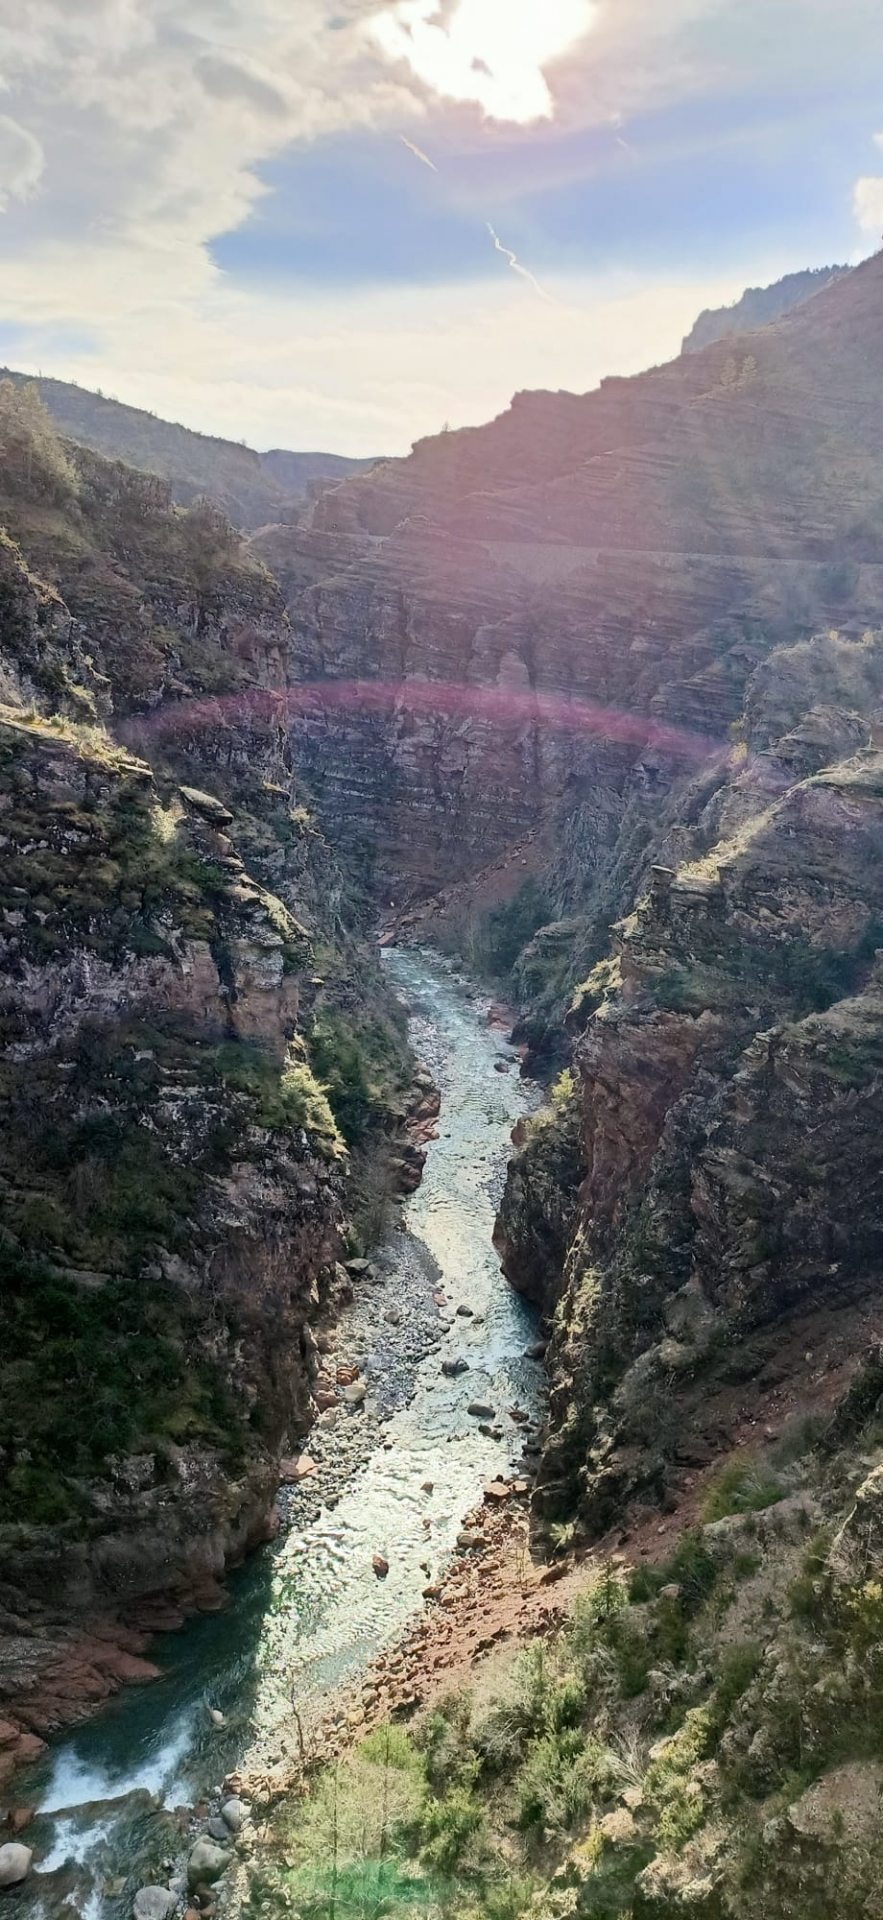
483;1481;512;1502
372;1553;390;1578
456;1530;487;1551
524;1341;548;1360
421;1480;434;1494
456;1305;474;1317
342;1380;367;1406
336;1364;360;1386
187;1838;232;1889
344;1257;373;1277
467;1401;495;1419
206;1816;229;1842
220;1797;245;1834
207;1707;226;1728
0;1845;32;1888
441;1358;468;1377
6;1811;33;1836
133;1888;177;1920
494;1060;510;1073
279;1453;316;1483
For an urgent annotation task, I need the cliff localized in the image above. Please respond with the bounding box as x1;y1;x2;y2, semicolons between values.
0;387;411;1741
254;251;883;911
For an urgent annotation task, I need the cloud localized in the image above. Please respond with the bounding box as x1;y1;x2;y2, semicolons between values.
0;0;880;451
0;115;44;211
853;133;883;238
368;0;597;124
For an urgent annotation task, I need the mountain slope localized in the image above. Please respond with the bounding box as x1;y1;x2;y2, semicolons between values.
0;368;380;530
682;262;851;353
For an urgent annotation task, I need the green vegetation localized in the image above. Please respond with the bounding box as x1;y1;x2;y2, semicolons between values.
0;1237;245;1523
309;1005;411;1148
0;379;79;506
700;1452;786;1522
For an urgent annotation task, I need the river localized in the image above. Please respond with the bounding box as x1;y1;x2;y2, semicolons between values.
15;951;543;1917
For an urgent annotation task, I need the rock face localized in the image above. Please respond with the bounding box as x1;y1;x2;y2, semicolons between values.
497;629;883;1536
0;389;411;1738
255;252;883;907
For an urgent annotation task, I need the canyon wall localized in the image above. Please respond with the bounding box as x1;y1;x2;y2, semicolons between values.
0;405;411;1739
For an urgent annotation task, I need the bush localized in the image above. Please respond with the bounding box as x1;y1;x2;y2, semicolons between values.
701;1454;785;1523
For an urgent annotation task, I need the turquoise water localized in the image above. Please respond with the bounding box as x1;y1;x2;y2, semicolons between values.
16;952;542;1915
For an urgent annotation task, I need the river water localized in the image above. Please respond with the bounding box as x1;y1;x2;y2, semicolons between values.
15;951;542;1917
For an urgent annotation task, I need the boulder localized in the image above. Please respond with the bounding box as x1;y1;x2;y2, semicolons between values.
279;1453;316;1483
0;1845;32;1888
133;1888;177;1920
441;1358;468;1377
467;1401;495;1419
372;1553;390;1578
221;1797;245;1834
342;1380;367;1406
187;1837;232;1889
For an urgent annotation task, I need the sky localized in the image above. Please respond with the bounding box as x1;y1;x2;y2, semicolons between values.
0;0;882;456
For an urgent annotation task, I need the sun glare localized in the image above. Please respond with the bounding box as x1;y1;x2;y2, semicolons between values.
369;0;597;124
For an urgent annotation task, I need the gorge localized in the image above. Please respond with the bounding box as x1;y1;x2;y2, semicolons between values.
3;253;883;1917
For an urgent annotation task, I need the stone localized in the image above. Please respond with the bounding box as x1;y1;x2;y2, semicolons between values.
0;1845;32;1888
456;1530;487;1551
7;1810;33;1836
372;1553;390;1578
456;1305;474;1317
421;1480;434;1493
441;1358;468;1377
524;1341;547;1360
221;1797;245;1834
483;1481;512;1501
279;1453;316;1483
187;1838;232;1889
207;1707;226;1728
133;1888;177;1920
467;1401;495;1419
206;1816;229;1843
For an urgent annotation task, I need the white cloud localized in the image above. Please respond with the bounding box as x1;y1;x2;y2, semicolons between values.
368;0;597;124
853;132;883;239
0;114;44;210
0;0;879;449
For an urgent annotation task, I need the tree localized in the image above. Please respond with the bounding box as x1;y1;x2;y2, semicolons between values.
0;379;79;504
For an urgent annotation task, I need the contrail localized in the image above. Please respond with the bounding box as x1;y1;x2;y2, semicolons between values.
399;133;438;172
486;223;552;302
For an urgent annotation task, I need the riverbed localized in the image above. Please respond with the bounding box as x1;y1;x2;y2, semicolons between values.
14;951;543;1917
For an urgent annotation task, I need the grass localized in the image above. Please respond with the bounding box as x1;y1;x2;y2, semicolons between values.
701;1453;786;1522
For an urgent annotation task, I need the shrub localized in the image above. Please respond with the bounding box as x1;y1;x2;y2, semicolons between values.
701;1454;785;1522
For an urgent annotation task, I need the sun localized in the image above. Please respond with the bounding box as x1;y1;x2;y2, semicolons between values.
369;0;597;125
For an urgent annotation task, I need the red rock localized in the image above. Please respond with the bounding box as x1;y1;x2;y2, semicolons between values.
483;1481;511;1502
280;1453;317;1483
372;1554;390;1578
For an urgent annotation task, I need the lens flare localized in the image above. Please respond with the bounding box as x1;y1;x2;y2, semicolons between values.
126;677;719;767
370;0;596;124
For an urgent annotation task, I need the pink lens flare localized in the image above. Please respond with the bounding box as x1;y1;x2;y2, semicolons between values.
124;677;719;765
